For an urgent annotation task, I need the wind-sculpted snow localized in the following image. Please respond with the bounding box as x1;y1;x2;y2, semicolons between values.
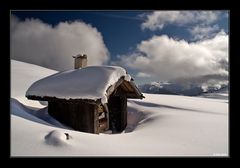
11;60;228;156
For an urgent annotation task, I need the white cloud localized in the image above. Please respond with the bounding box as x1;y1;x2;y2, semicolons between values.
189;24;220;40
116;32;228;81
141;11;220;31
137;72;151;77
10;15;109;71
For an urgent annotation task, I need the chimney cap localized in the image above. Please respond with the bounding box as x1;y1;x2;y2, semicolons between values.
72;54;87;59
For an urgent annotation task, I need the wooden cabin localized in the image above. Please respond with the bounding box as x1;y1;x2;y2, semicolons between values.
26;55;144;134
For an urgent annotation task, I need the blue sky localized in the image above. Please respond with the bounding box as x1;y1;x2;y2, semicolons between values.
12;11;153;59
11;11;229;84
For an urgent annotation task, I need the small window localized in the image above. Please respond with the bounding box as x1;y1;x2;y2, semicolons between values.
99;112;105;119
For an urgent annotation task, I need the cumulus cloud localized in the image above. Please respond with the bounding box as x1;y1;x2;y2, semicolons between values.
116;32;228;81
140;11;227;41
189;24;220;40
10;15;109;71
141;11;219;31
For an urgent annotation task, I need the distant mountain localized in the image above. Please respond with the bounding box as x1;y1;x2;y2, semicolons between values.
139;75;228;96
139;82;203;96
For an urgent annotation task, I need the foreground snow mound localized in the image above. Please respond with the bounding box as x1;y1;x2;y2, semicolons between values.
45;130;72;146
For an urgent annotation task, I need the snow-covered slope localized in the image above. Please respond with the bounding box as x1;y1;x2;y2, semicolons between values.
11;60;228;156
11;60;57;108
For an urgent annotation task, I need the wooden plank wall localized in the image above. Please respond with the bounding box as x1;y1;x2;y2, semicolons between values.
48;101;96;133
47;86;128;134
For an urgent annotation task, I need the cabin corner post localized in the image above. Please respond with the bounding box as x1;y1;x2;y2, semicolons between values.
103;103;110;131
94;105;99;134
122;94;127;130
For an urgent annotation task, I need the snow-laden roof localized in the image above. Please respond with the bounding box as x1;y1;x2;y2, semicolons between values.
26;66;134;104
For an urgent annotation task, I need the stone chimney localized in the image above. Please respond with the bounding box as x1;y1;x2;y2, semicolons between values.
72;54;87;69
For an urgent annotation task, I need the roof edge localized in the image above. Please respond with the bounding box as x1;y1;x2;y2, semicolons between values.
26;95;101;105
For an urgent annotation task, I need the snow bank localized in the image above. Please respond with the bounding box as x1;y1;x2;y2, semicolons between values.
11;98;49;126
26;66;130;104
11;60;228;156
11;60;57;108
11;93;228;156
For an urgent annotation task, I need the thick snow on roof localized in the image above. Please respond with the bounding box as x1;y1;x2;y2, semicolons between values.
26;66;131;104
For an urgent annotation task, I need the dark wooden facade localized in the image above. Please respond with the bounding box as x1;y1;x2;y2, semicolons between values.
46;85;128;134
48;100;97;133
27;78;144;134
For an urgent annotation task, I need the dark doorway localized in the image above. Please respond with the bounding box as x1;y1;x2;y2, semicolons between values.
108;95;127;133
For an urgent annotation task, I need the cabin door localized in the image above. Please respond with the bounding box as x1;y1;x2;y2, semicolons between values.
108;95;127;133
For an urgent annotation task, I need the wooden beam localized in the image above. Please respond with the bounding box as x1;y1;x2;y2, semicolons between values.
122;81;134;92
106;76;125;98
26;95;101;105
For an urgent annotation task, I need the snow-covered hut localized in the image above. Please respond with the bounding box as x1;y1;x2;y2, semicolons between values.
26;57;144;134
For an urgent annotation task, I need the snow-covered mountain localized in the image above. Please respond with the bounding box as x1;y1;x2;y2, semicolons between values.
11;60;57;107
139;75;228;96
11;60;228;156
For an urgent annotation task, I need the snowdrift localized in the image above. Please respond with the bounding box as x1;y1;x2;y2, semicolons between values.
11;60;229;156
